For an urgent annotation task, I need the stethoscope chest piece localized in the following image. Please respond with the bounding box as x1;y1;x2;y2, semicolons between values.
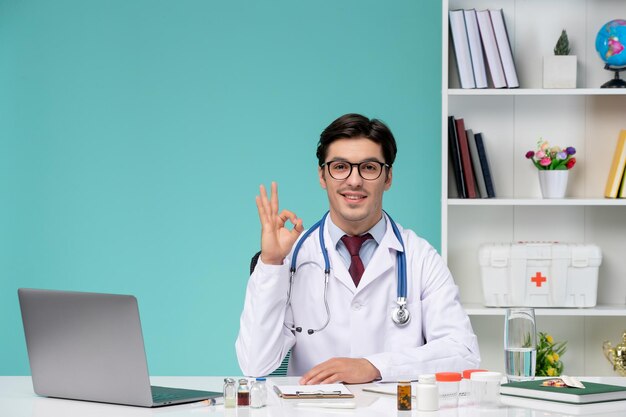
391;297;411;326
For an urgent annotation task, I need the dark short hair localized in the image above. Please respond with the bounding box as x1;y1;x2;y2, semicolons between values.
316;113;397;167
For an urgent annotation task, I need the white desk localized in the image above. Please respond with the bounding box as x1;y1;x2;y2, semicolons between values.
2;376;626;417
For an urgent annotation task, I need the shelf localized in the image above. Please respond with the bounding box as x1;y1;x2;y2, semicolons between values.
447;198;626;206
447;88;626;96
463;303;626;317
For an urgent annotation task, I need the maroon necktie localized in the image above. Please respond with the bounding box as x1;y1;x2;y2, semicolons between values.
340;234;372;287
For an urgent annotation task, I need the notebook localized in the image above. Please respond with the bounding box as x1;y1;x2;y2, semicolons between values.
18;288;222;407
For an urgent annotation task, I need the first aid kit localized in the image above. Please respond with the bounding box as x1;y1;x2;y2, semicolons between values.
478;242;602;307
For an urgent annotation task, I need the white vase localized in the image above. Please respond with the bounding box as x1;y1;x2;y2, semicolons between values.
538;170;569;198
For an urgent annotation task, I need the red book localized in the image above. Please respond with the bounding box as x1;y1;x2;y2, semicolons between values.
455;118;477;198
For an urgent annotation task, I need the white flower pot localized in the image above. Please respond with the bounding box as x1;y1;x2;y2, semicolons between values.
543;55;577;88
538;170;569;198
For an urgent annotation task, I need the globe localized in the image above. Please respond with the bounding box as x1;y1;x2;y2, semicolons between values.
595;19;626;67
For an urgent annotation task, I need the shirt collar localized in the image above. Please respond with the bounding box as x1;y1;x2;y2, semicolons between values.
327;214;387;249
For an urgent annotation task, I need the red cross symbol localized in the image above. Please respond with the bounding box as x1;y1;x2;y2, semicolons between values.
531;272;547;287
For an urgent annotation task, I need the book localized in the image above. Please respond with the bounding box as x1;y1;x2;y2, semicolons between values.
467;129;487;198
474;133;496;198
272;383;354;399
463;9;488;88
605;130;626;198
455;118;477;198
448;116;466;198
502;393;626;415
449;10;476;88
500;379;626;404
476;10;506;88
489;9;519;88
619;165;626;198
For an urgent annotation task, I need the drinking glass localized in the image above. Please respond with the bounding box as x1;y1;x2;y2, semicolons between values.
504;308;536;382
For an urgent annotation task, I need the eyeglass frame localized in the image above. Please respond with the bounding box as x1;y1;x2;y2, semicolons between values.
320;159;391;181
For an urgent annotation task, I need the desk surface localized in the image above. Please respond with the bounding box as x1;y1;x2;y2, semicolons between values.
2;376;626;417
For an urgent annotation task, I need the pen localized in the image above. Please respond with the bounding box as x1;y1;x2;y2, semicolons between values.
294;402;357;409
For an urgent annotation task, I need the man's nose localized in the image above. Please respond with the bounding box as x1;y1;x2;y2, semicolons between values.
345;165;364;186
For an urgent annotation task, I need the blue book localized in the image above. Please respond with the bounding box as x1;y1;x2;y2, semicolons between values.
474;133;495;198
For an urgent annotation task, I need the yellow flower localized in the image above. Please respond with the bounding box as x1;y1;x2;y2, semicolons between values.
546;335;554;344
547;354;554;364
547;367;557;376
553;353;560;361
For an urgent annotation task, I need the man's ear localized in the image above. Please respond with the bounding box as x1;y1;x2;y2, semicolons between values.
384;167;393;191
318;166;327;189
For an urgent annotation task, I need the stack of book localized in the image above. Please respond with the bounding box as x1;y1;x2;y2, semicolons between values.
448;116;495;199
605;129;626;198
449;8;519;89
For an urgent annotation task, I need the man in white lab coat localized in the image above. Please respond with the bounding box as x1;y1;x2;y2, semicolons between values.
236;114;480;384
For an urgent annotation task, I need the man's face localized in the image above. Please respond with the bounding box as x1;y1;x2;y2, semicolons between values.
318;137;392;235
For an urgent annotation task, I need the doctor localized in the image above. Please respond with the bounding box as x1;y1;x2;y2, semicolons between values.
236;114;480;384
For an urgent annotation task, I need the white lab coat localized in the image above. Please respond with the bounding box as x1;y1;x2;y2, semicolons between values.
236;215;480;381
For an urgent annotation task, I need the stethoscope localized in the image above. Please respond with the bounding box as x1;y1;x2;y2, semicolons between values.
284;210;410;335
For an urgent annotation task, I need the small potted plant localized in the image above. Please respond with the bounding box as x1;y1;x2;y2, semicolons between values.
543;29;577;88
525;139;576;198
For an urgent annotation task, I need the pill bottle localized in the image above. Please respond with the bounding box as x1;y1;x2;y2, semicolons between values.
471;371;503;408
435;372;462;408
397;380;412;410
223;377;236;408
237;378;250;406
417;374;439;411
461;369;487;405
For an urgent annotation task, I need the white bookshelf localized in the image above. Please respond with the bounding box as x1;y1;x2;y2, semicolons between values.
443;0;626;376
449;198;626;206
450;88;626;96
464;304;626;317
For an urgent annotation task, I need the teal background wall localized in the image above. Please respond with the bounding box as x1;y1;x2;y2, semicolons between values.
0;0;441;375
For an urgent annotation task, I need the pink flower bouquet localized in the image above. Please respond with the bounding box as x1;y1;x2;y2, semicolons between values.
525;139;576;170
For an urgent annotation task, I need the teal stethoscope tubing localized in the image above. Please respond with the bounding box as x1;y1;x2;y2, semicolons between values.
285;211;409;335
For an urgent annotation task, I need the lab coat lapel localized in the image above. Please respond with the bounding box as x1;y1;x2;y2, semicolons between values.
322;224;357;293
356;217;404;293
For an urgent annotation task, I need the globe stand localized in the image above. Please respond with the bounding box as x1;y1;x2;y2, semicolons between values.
601;64;626;88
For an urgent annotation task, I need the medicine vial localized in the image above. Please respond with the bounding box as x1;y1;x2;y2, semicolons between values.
223;378;236;408
397;380;412;410
417;374;439;411
250;377;267;408
237;378;250;406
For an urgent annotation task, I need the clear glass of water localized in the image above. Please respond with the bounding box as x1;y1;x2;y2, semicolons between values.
504;308;536;382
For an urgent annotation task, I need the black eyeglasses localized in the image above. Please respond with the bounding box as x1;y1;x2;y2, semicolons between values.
321;160;390;181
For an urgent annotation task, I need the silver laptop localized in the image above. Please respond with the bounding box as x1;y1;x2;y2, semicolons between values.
18;288;222;407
